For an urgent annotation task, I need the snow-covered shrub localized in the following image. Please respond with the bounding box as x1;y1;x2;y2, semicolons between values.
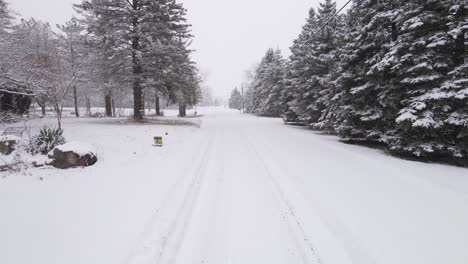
0;137;40;173
29;126;66;155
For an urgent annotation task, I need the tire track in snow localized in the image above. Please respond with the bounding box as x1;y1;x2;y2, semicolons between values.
247;127;377;264
241;130;322;264
155;128;218;264
123;130;217;264
197;130;227;263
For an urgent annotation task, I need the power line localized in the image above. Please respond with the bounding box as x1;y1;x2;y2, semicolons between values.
311;0;353;38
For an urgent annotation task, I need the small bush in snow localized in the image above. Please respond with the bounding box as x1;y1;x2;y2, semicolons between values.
29;126;66;155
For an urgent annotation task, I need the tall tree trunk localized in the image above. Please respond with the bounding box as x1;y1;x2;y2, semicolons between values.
155;94;161;116
179;102;187;117
37;98;46;117
133;75;143;120
132;0;143;121
179;103;184;117
55;104;62;130
86;96;91;116
38;102;46;117
146;97;151;114
112;97;116;117
141;92;146;116
104;93;112;117
73;86;79;118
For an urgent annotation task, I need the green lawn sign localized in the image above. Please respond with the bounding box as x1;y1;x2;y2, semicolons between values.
154;136;163;147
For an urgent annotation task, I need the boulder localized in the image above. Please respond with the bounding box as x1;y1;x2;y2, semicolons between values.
0;136;22;155
47;142;97;169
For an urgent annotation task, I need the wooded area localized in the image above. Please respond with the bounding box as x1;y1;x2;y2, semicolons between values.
241;0;468;163
0;0;201;128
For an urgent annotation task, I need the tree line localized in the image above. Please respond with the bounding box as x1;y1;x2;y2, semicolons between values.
0;0;201;128
242;0;468;164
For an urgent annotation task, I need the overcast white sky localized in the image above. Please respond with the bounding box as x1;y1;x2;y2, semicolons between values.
9;0;349;99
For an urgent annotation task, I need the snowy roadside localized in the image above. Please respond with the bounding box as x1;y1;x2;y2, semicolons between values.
0;111;208;264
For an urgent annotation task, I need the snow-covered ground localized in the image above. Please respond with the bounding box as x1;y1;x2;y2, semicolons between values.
1;107;468;264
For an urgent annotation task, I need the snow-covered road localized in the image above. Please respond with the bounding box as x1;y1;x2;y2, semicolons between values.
2;108;468;264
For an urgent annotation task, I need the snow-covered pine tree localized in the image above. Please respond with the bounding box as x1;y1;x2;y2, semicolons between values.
85;26;130;117
334;0;401;143
259;49;286;116
75;0;141;119
156;37;200;117
141;0;195;115
229;88;243;111
180;62;202;117
385;0;468;160
250;48;286;117
287;0;339;127
251;49;274;114
244;85;255;114
282;8;319;123
280;61;298;122
75;0;193;120
312;12;347;131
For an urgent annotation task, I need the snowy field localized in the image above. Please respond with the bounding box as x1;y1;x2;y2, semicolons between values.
1;107;468;264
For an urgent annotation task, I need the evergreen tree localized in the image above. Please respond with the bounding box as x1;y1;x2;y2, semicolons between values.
250;48;286;117
311;12;347;130
288;0;340;126
229;88;243;111
75;0;193;120
282;8;319;123
332;0;402;142
382;0;468;159
244;85;255;113
251;0;468;163
259;49;286;116
176;58;201;117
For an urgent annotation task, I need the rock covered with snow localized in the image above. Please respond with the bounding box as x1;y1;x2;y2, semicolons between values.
47;142;98;169
0;135;23;155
